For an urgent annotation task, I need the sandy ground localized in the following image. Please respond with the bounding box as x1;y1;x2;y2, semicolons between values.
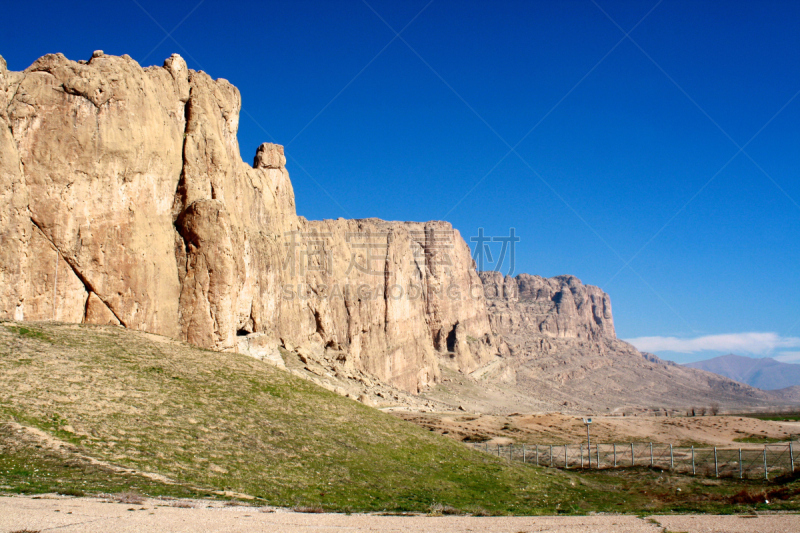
392;412;800;447
2;495;799;533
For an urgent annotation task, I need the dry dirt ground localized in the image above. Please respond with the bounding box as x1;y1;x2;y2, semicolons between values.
390;412;800;446
2;495;799;533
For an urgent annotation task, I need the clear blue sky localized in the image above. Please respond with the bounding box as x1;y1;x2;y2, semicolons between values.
2;0;799;363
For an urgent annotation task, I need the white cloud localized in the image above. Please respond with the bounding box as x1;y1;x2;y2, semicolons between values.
625;332;800;355
775;351;800;363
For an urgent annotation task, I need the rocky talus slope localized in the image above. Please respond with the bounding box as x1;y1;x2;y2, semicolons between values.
429;272;784;413
0;51;496;394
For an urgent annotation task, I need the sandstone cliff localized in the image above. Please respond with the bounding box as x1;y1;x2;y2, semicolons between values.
480;272;615;353
293;218;495;390
0;52;496;393
435;272;784;413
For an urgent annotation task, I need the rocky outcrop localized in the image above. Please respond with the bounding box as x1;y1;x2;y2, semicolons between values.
2;51;794;411
460;271;783;413
291;218;496;391
3;51;192;337
0;51;496;393
479;272;617;364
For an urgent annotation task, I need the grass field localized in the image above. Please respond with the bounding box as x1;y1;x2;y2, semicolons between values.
0;423;208;500
1;321;799;515
733;436;788;444
736;412;800;422
0;321;581;514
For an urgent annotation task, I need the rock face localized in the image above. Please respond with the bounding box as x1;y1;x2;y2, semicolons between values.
0;52;496;393
462;272;781;413
4;52;189;336
292;218;496;391
480;272;615;349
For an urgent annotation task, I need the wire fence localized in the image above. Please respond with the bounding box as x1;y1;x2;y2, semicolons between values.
471;441;797;479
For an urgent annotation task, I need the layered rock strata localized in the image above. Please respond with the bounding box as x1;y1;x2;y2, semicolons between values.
0;52;496;393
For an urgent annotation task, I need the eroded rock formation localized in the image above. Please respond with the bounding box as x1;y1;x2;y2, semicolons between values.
477;271;631;389
0;51;496;393
293;218;496;390
480;272;615;348
466;272;778;413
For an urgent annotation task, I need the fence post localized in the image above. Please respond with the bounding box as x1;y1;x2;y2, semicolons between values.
650;442;653;467
550;445;553;468
631;443;635;466
613;443;617;467
510;444;513;461
497;444;501;457
565;445;568;468
790;443;795;473
580;444;584;468
535;444;539;467
691;446;695;475
764;446;768;480
522;444;526;464
739;448;743;479
596;444;600;468
670;444;674;469
714;447;718;478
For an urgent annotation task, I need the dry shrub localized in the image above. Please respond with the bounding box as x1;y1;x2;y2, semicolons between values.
730;490;765;504
293;505;324;513
429;502;463;516
223;500;245;507
170;501;194;508
116;492;145;505
766;487;795;501
731;486;799;505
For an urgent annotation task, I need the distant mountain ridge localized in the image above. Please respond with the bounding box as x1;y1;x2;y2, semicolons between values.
685;354;800;390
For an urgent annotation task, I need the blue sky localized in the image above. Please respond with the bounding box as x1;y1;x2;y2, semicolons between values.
2;0;798;363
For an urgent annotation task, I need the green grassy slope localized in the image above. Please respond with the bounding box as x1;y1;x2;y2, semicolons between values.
3;321;799;515
0;422;207;499
0;321;577;513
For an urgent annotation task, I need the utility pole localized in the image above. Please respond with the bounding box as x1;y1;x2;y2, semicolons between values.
583;418;593;468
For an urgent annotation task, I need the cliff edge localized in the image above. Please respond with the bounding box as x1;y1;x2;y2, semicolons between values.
0;51;497;393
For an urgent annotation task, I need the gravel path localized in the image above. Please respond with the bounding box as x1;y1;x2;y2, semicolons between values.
1;495;797;533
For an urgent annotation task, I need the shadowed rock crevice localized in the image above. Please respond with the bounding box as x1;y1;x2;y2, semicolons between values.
446;324;458;352
172;96;192;339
